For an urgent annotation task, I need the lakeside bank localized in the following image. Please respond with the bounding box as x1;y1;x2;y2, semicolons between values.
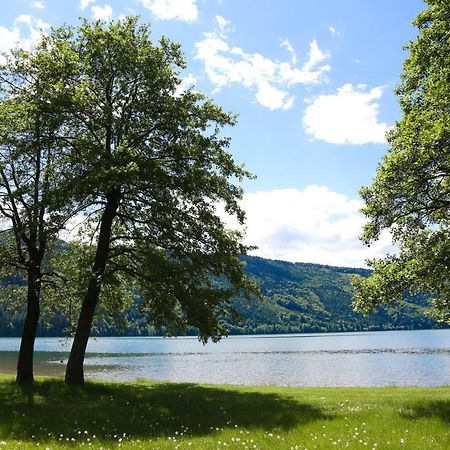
0;376;448;449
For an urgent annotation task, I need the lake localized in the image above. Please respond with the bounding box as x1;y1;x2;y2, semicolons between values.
0;329;449;386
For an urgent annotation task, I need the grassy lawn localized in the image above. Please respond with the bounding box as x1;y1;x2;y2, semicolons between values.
0;376;448;449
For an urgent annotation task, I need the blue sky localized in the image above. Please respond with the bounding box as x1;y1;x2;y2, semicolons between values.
0;0;426;267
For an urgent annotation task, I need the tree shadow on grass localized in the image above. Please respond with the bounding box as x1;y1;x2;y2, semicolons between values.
399;399;450;425
0;379;332;444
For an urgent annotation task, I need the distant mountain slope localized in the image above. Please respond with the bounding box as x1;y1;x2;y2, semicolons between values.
222;256;437;334
0;255;439;337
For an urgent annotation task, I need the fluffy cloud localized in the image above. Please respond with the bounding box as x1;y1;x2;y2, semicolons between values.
214;15;233;33
173;73;197;97
57;213;86;242
32;1;45;8
59;186;393;267
139;0;198;23
91;4;113;20
80;0;95;9
303;83;389;145
280;38;297;65
221;186;394;268
194;25;330;110
0;15;49;58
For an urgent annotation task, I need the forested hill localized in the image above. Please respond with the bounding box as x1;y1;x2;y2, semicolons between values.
224;256;437;334
0;256;439;337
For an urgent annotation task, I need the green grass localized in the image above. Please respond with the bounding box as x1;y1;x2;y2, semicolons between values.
0;376;448;449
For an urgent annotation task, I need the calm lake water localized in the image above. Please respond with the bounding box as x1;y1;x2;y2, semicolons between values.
0;329;449;386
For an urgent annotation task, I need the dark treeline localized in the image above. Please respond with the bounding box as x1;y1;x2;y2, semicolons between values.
0;256;441;337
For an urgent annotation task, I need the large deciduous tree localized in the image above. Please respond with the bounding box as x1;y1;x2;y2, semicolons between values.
352;0;450;324
0;40;80;384
58;18;256;385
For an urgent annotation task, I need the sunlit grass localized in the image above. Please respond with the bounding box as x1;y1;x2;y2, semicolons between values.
0;375;448;449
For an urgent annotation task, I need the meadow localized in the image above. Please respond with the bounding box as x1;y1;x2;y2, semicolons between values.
0;376;448;449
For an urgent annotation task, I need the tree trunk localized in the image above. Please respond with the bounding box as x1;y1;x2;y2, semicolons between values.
16;267;41;385
65;191;120;386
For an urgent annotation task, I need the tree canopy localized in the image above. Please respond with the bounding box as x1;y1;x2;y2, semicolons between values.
43;18;257;385
0;17;257;386
352;0;450;324
0;38;82;383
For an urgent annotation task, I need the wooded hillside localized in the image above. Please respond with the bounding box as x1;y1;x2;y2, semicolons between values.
0;256;439;337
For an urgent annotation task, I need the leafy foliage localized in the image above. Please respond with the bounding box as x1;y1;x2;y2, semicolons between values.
0;34;85;383
3;17;259;384
353;0;450;323
0;17;257;384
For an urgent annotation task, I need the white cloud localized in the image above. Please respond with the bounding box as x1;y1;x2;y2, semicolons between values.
139;0;198;23
91;4;113;20
302;40;328;72
303;83;389;145
214;15;233;33
80;0;95;9
58;213;85;242
221;186;394;268
195;30;330;110
173;73;197;97
329;26;340;36
32;1;45;9
255;80;294;110
0;15;49;59
280;38;296;65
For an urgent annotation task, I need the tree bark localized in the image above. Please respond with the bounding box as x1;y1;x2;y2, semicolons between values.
65;191;120;386
16;266;41;385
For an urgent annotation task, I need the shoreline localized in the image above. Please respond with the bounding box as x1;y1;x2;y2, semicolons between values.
0;326;448;340
1;370;449;389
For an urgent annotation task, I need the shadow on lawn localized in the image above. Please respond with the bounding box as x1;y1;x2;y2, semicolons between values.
400;399;450;425
0;379;331;443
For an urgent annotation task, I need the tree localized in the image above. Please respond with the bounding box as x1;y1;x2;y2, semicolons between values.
0;40;81;384
352;0;450;324
52;18;256;385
